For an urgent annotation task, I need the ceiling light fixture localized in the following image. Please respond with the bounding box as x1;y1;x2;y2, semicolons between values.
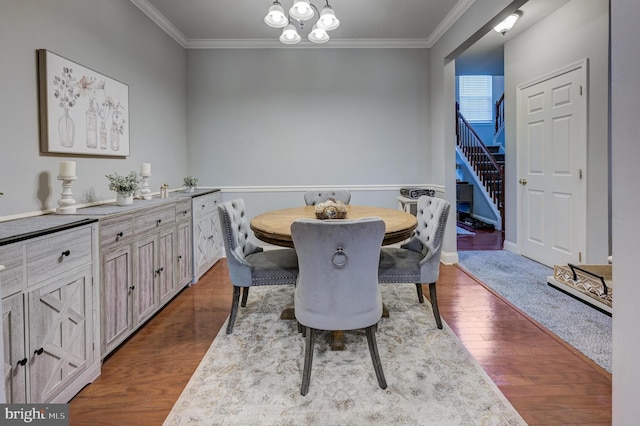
493;10;522;36
264;0;340;45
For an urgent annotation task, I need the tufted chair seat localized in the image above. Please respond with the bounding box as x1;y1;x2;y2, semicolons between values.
303;190;351;206
219;198;298;334
378;195;450;329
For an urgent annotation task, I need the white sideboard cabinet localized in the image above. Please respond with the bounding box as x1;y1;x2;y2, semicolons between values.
98;203;183;356
0;219;100;403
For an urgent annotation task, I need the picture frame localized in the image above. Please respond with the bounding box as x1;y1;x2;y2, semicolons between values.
38;49;130;157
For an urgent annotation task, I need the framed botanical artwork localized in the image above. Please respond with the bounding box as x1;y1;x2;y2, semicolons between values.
38;49;129;157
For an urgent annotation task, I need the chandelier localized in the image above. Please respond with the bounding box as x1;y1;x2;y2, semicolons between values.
264;0;341;45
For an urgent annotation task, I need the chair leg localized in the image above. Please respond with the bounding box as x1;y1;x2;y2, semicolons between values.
240;287;250;307
301;327;315;396
365;325;387;390
429;282;443;329
226;286;241;334
415;283;424;303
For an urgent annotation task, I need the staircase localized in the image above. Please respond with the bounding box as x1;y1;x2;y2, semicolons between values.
456;102;505;226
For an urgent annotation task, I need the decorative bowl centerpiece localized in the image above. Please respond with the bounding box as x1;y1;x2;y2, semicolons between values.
314;198;348;219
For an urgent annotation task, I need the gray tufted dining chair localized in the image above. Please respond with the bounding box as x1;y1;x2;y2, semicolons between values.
378;195;450;329
303;190;351;206
291;217;387;396
218;198;299;334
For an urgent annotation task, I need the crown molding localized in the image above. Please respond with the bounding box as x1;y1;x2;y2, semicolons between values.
425;0;476;46
131;0;188;47
186;38;431;49
132;0;474;50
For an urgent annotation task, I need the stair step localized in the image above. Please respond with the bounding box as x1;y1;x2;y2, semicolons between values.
492;153;505;161
486;145;501;153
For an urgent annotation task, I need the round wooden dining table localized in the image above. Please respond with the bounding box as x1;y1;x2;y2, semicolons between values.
250;205;417;351
250;205;417;248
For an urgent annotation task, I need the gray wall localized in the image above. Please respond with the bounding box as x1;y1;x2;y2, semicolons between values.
186;49;430;187
503;0;609;263
612;0;640;421
0;0;188;218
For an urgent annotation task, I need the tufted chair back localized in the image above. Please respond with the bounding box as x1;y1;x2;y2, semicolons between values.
219;199;263;287
378;195;450;329
218;198;299;334
413;195;450;264
303;190;351;206
292;217;384;331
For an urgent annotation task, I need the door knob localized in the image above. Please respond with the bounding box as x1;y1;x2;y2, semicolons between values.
519;178;528;185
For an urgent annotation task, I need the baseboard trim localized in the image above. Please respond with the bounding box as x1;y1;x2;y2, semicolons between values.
441;250;458;265
503;240;518;253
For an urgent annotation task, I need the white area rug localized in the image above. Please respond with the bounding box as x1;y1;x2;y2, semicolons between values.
164;285;526;425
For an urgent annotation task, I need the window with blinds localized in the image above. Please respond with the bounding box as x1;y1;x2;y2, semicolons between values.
458;75;493;122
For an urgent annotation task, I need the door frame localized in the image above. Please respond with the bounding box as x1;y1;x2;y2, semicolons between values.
515;58;588;264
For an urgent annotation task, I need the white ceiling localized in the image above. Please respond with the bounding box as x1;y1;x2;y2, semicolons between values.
131;0;569;52
132;0;474;48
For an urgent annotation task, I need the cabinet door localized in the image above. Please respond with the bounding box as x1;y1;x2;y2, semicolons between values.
158;229;176;305
194;212;222;280
102;246;133;355
135;235;157;326
28;266;93;403
2;293;26;403
176;222;192;288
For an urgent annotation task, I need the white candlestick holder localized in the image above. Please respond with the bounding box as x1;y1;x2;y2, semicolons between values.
56;176;77;214
140;173;152;200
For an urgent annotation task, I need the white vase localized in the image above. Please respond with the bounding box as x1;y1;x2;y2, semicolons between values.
185;187;195;193
117;193;134;206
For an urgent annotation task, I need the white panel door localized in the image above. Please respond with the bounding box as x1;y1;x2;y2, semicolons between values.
518;63;587;267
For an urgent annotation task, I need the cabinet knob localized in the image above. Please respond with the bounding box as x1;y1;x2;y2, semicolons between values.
61;250;71;257
34;348;44;356
16;358;27;367
208;235;214;240
116;231;124;240
155;267;164;275
183;210;188;216
177;255;182;260
129;285;135;291
201;205;206;209
156;219;162;226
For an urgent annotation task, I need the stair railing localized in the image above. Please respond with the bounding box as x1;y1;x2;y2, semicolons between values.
456;103;505;224
495;93;505;134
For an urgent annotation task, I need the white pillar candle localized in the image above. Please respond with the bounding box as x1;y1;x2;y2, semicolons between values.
141;163;151;174
59;161;76;177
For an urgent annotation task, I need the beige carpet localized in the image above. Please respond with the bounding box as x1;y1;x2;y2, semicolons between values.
164;285;526;425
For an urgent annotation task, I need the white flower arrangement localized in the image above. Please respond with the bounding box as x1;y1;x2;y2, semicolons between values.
106;171;141;196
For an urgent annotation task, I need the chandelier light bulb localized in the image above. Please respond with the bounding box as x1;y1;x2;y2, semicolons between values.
264;3;287;28
308;24;329;43
289;0;314;21
280;23;301;44
317;6;340;31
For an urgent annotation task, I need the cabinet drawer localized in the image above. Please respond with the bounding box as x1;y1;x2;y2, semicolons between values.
0;244;26;298
193;193;221;218
26;226;92;286
134;205;175;236
100;214;134;249
175;200;192;223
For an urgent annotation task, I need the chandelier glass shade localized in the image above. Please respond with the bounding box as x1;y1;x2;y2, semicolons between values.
265;0;340;45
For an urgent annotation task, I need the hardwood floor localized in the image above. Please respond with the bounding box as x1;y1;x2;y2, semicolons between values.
69;260;611;425
457;222;505;251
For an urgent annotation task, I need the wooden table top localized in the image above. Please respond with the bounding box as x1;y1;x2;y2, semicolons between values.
250;205;417;248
